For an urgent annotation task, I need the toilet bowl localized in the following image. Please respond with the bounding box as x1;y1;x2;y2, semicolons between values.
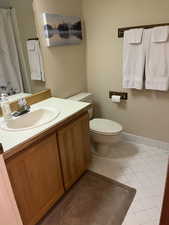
90;118;123;156
68;93;123;157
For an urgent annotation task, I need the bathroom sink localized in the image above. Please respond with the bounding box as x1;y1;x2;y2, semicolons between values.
0;107;60;131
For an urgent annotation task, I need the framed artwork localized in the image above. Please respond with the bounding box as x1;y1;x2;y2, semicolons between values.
42;13;82;47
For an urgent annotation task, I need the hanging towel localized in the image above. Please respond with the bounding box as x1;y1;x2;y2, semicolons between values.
152;26;169;43
27;41;35;51
123;29;145;89
145;27;169;91
26;40;45;81
125;28;144;44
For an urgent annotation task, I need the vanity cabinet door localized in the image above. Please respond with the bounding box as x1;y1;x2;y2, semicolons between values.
6;133;64;225
57;112;91;190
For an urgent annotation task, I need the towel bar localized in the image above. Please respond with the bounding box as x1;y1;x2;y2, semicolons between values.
118;23;169;38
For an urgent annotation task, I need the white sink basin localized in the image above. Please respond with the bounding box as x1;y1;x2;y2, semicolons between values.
0;107;60;131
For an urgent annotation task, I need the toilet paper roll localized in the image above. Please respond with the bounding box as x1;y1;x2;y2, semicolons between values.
111;95;121;103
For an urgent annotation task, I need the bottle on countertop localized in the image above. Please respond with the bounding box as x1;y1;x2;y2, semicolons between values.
0;93;12;120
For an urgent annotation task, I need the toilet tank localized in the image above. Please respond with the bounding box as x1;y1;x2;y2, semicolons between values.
68;92;94;119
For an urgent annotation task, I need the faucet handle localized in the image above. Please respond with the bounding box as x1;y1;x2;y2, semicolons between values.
18;98;27;107
18;98;30;111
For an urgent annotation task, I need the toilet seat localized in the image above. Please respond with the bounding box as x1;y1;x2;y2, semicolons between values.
90;118;123;136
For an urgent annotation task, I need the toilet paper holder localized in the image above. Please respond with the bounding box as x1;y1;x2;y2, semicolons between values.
109;91;128;100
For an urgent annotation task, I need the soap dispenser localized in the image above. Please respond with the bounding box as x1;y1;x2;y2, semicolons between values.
0;93;12;120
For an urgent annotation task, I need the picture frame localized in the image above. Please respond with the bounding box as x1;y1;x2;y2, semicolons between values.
42;13;82;47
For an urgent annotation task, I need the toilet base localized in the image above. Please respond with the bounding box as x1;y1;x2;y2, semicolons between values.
94;143;111;157
90;131;122;158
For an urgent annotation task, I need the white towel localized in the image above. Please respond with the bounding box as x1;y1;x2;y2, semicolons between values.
125;28;144;44
27;41;35;51
145;28;169;91
152;26;169;43
123;29;145;89
26;40;45;81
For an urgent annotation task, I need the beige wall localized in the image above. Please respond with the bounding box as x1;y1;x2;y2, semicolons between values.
33;0;86;98
0;0;45;93
82;0;169;142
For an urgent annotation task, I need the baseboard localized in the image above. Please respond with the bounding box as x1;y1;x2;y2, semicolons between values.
122;132;169;151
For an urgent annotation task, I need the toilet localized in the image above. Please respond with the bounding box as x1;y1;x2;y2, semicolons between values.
68;93;123;157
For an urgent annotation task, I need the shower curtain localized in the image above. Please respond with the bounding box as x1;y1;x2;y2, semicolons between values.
0;8;24;95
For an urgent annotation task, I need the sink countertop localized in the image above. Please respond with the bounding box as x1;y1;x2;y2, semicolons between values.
0;97;90;153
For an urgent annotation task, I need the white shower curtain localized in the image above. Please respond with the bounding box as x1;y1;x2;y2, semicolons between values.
0;8;24;95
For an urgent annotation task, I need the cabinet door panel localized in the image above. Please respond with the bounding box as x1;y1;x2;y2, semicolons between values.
6;133;64;225
58;113;91;190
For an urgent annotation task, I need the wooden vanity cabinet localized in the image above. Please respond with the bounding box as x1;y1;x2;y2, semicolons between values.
5;111;90;225
58;112;91;190
4;111;91;225
6;133;64;225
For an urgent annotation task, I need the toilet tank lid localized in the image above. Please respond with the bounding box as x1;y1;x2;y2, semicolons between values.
90;119;123;135
68;92;93;101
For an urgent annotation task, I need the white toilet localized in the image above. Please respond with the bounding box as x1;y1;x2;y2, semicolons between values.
68;93;123;157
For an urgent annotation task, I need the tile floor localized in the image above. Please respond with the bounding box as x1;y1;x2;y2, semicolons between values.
89;141;169;225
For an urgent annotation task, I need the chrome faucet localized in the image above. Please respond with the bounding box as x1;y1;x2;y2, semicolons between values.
18;98;30;111
13;98;30;117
